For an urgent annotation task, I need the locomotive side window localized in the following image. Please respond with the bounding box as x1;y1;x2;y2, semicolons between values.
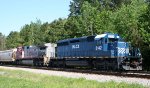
57;42;69;46
70;40;79;43
40;47;46;50
87;36;95;42
63;42;69;45
57;43;62;46
80;38;86;42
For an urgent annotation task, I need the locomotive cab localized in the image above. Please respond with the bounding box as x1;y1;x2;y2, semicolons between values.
95;33;121;56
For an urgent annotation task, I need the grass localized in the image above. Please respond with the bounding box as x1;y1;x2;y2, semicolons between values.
0;68;147;88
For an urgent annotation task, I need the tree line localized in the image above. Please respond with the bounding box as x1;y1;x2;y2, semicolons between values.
0;0;150;70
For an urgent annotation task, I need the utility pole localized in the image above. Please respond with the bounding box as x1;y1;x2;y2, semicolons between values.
30;25;34;45
89;23;94;35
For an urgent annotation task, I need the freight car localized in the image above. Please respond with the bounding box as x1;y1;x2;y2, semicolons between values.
53;33;142;70
0;49;16;64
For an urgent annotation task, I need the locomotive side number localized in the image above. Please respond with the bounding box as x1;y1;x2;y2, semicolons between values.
72;44;79;49
96;46;102;50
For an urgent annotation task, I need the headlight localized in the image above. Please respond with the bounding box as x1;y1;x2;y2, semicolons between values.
137;53;141;56
129;53;131;55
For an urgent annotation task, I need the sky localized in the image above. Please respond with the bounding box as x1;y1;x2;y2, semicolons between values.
0;0;71;36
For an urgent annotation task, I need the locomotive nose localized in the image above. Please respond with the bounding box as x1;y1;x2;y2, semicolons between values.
114;42;129;57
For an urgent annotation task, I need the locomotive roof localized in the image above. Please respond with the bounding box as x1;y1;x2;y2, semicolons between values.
57;36;91;43
0;48;17;52
95;33;120;40
57;33;120;43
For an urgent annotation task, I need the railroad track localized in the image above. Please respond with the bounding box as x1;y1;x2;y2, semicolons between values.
1;64;150;79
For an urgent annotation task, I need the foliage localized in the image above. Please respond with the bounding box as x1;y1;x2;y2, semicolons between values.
3;0;150;69
6;31;22;49
65;1;99;37
138;3;150;69
111;0;146;46
19;20;42;46
46;18;67;43
69;0;132;16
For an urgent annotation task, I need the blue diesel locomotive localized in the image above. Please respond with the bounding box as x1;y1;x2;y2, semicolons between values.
56;33;142;70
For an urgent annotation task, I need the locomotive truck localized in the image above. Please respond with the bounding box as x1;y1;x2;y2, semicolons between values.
0;33;142;70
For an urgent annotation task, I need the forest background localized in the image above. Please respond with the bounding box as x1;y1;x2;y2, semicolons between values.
0;0;150;69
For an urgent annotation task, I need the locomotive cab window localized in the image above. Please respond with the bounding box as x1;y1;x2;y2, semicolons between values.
108;38;118;43
97;38;102;45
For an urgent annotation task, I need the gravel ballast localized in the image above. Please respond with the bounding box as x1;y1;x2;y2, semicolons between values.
0;66;149;87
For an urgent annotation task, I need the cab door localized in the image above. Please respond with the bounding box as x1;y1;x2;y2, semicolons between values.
103;38;108;51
